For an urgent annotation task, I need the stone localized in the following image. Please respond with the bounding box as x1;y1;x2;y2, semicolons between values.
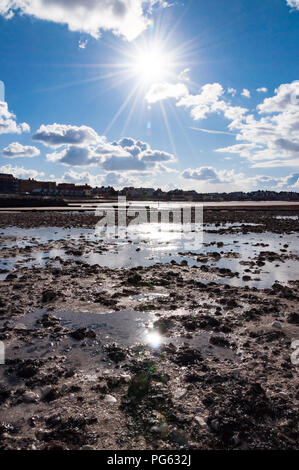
23;391;40;403
194;416;207;427
173;388;187;399
104;394;117;404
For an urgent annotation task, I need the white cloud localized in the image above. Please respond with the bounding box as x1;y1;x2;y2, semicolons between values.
149;81;249;125
251;159;299;168
41;128;176;173
216;143;258;158
146;82;188;104
61;169;101;186
0;163;44;179
178;68;190;82
0;101;30;135
286;1;299;10
2;142;40;158
177;83;225;120
47;145;98;166
190;127;235;136
257;81;299;113
32;123;101;147
181;165;299;192
78;38;88;49
145;78;255;149
227;88;237;97
216;81;299;168
101;154;147;171
140;149;176;163
241;89;251;98
181;167;248;185
257;87;268;93
280;172;299;187
182;167;221;183
100;171;145;188
0;1;168;41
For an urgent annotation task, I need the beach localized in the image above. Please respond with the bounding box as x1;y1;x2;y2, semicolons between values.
0;203;298;450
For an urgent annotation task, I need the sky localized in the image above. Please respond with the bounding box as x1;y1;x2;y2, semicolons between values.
0;0;298;192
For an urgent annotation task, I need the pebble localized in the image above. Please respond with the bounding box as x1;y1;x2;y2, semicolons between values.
23;391;40;403
272;321;282;329
173;388;187;399
194;416;207;427
151;423;169;435
104;394;117;404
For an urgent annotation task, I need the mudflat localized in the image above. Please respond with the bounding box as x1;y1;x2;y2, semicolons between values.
0;207;298;450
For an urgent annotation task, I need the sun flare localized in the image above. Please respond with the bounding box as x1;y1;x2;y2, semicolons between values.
131;46;173;84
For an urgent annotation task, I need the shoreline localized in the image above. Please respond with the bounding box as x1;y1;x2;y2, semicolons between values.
0;209;298;450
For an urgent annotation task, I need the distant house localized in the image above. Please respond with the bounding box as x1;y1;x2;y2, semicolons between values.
19;178;56;194
0;173;19;193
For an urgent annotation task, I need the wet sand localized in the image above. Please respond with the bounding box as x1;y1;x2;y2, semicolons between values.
0;208;298;450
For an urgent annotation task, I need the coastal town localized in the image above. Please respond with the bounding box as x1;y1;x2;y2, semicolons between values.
1;172;299;202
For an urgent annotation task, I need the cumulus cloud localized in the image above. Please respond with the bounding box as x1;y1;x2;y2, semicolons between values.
2;142;40;158
181;165;299;192
40;126;176;173
47;145;98;166
182;167;220;183
32;123;101;147
241;89;251;98
148;81;249;126
0;101;30;135
257;87;268;93
100;171;145;188
146;82;188;104
60;169;151;189
286;1;299;10
176;83;226;120
0;0;168;41
180;167;255;191
145;78;299;170
257;81;299;113
0;163;44;179
140;149;176;163
216;81;299;168
61;169;101;186
101;154;147;171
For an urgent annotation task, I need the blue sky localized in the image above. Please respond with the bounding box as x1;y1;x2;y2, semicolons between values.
0;0;298;191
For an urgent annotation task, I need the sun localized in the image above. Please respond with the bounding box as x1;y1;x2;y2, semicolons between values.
131;45;173;84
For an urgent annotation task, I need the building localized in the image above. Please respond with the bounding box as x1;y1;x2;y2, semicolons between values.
18;179;57;194
57;183;92;196
0;173;19;193
75;184;92;196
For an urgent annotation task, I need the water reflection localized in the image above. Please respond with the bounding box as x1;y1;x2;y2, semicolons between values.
144;329;163;349
1;224;298;288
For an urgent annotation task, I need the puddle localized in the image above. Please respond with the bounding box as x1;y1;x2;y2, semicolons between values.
1;308;237;372
0;225;299;288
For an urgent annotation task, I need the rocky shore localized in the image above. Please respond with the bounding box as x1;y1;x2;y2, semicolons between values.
0;209;298;450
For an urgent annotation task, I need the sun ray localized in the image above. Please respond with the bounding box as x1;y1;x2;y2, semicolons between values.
104;82;140;136
121;86;144;137
34;70;128;94
167;100;196;156
159;101;177;157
